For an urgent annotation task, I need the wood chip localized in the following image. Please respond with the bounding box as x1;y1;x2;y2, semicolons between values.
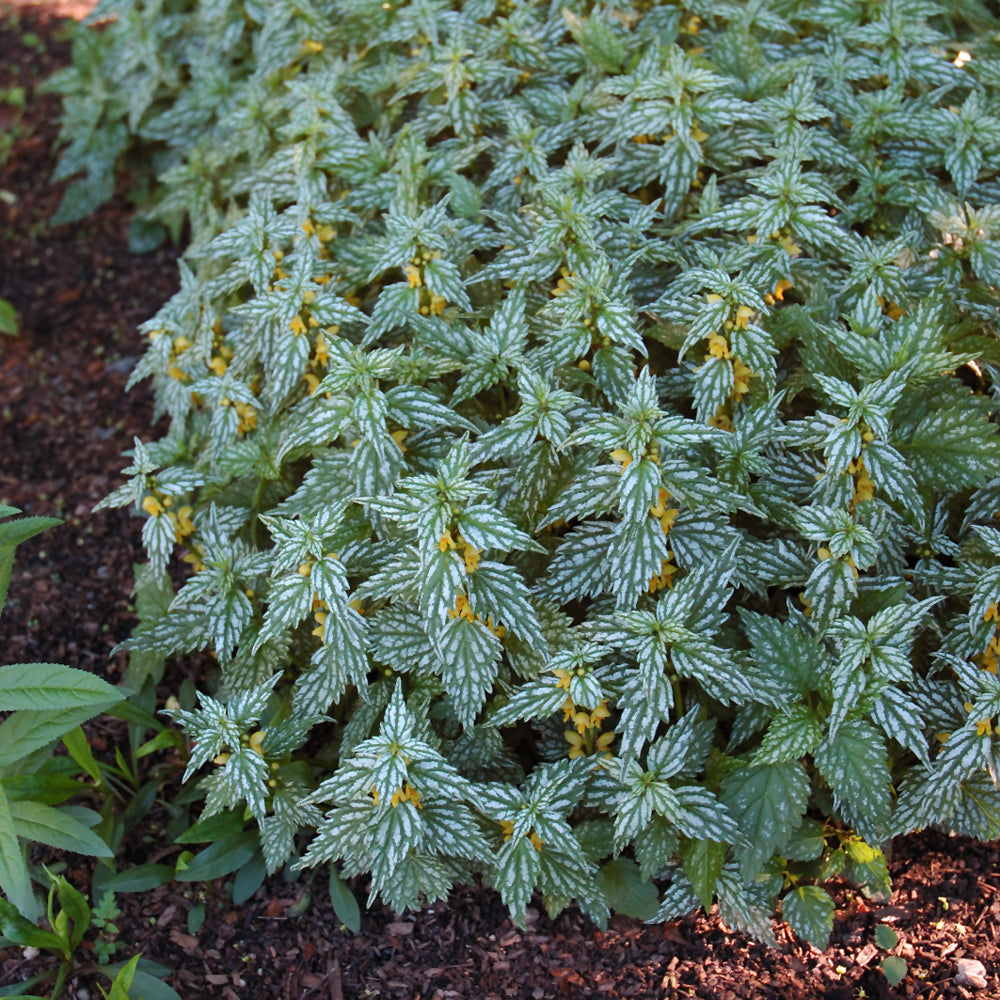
168;931;199;951
855;943;878;968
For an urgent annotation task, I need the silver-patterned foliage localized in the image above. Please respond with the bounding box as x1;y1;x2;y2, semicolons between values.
61;0;1000;944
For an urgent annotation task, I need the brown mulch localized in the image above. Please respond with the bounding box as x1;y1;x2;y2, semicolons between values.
0;4;998;999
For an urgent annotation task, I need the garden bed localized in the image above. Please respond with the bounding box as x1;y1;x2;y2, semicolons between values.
1;3;998;998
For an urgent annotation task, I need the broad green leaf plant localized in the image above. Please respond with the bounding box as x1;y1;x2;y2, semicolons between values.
0;507;124;926
53;0;1000;948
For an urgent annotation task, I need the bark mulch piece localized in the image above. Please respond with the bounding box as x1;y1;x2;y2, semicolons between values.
0;4;998;999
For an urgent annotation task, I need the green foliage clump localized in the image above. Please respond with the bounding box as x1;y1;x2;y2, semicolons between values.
0;507;123;925
54;0;1000;947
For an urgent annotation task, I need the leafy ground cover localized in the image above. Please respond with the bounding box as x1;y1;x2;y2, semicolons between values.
1;2;999;998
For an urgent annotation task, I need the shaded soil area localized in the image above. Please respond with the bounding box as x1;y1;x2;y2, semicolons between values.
0;4;998;999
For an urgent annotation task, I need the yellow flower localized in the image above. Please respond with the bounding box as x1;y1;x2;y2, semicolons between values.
778;234;802;258
311;330;329;367
404;264;423;288
312;609;328;639
732;359;753;400
248;731;266;756
234;401;257;433
485;615;507;639
141;495;165;518
553;668;573;691
648;555;678;592
565;730;586;758
706;333;731;360
448;593;476;621
499;820;542;850
168;504;195;542
550;267;575;296
851;456;876;505
390;783;423;809
771;279;792;303
708;407;733;431
455;534;481;574
609;448;633;471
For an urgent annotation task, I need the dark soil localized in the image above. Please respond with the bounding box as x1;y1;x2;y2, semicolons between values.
1;3;998;999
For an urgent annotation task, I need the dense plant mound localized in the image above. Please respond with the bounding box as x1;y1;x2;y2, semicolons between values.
52;0;1000;947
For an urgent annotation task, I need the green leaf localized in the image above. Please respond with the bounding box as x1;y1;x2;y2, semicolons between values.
875;923;898;950
719;761;809;879
9;801;112;857
0;517;62;551
328;865;361;933
0;785;35;922
187;902;205;934
782;885;835;950
0;547;14;619
127;217;168;254
598;857;659;921
881;955;907;987
61;727;102;782
231;851;267;905
94;864;175;895
0;663;124;713
844;839;891;901
0;704;123;769
437;615;502;727
814;720;891;841
53;874;91;952
175;810;245;845
0;774;84;806
0;298;18;336
98;963;182;1000
679;839;727;915
175;831;259;882
0;898;63;954
901;407;1000;491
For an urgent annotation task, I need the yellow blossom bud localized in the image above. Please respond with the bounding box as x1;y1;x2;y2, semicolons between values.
142;495;165;518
